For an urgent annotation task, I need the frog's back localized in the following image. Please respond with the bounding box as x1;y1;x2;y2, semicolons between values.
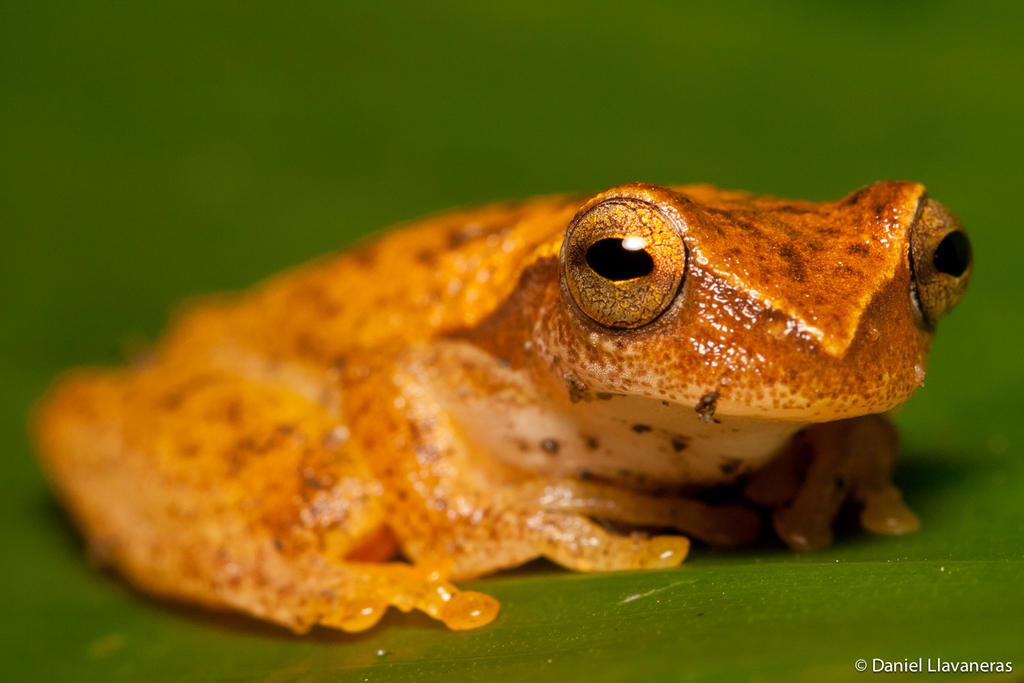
183;195;580;369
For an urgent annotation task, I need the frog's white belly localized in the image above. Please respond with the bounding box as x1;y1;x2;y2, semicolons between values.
416;341;805;489
465;393;802;488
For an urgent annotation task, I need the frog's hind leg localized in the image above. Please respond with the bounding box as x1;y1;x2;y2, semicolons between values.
33;367;497;632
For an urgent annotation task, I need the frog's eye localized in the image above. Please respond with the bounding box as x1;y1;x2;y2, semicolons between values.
909;197;972;326
562;197;686;329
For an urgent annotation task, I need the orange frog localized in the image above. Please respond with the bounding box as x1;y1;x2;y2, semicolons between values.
34;182;972;632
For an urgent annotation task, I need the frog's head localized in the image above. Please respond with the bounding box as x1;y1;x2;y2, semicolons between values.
537;181;971;422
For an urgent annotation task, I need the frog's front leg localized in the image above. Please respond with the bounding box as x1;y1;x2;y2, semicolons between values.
520;479;761;546
745;415;920;551
386;460;693;579
362;362;690;580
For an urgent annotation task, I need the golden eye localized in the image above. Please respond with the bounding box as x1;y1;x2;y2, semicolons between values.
909;197;973;326
562;197;686;329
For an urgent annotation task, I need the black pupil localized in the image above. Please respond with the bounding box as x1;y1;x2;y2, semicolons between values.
585;238;655;281
933;230;971;277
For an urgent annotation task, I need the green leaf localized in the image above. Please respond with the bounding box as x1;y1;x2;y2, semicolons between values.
2;2;1021;681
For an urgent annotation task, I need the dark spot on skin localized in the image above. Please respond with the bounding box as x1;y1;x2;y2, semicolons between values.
696;391;720;423
631;424;653;434
670;435;690;452
303;474;332;489
225;399;242;424
774;204;815;215
235;436;258;453
733;218;766;239
276;424;295;436
661;400;671;407
353;248;377;267
497;357;511;369
841;187;868;206
272;538;284;552
719;458;741;475
295;332;321;358
564;374;590;403
846;243;870;256
584;435;600;451
579;469;594;481
540;438;560;455
596;392;615;400
778;243;806;283
407;420;426;442
874;203;886;221
156;376;217;409
448;230;470;248
414;248;437;265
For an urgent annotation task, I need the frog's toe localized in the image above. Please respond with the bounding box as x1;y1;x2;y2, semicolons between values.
636;535;690;569
439;590;500;630
859;486;920;536
320;599;388;632
772;505;835;552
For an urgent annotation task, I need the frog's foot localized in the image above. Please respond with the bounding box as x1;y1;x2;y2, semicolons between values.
767;415;919;551
285;560;499;633
527;479;761;546
127;544;499;633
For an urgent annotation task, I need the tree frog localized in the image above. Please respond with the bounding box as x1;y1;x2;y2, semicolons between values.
34;181;972;632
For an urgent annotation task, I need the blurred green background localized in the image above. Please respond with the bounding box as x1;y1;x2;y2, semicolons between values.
2;1;1022;681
